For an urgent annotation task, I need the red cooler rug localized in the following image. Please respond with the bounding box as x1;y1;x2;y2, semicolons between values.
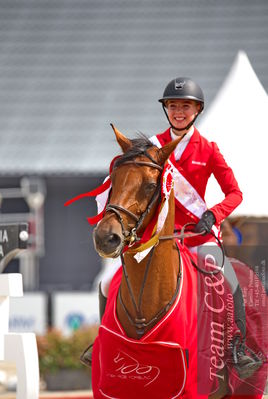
91;243;268;399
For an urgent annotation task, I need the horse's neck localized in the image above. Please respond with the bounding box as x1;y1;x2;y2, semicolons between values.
117;192;180;339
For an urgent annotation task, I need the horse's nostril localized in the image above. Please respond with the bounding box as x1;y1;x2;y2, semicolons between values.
107;233;121;248
94;229;123;255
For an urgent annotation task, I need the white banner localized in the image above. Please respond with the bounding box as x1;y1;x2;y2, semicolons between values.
51;291;99;335
9;292;47;335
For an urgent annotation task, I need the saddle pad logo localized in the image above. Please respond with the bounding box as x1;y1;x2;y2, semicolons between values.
108;350;160;387
98;326;187;399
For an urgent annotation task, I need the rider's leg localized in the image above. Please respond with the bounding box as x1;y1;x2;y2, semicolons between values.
99;283;107;321
196;243;239;291
192;243;246;337
80;257;121;367
197;244;263;380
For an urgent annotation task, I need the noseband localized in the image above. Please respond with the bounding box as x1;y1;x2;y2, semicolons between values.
106;159;163;246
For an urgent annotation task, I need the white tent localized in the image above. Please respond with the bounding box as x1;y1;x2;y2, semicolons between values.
198;51;268;217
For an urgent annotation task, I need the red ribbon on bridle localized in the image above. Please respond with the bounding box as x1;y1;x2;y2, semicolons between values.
64;156;121;224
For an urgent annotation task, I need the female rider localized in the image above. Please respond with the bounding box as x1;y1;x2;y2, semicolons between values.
99;77;244;335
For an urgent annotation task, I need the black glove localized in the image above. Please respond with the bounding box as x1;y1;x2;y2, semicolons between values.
195;210;216;234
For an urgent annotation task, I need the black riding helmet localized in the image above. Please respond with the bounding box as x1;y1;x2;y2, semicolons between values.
159;77;204;131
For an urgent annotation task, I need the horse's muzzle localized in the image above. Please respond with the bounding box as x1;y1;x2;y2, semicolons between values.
93;224;124;258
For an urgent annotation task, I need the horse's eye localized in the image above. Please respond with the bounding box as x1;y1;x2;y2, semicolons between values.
144;182;157;194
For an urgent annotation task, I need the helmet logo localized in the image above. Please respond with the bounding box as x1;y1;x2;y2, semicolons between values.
175;79;186;90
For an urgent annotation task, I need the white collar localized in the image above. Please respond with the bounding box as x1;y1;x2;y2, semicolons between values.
170;126;195;161
170;126;194;142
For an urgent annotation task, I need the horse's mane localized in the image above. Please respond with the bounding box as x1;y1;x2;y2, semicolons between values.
114;134;155;168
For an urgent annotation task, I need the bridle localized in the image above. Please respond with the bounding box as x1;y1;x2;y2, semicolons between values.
106;156;225;271
106;158;163;246
104;153;225;338
104;154;183;337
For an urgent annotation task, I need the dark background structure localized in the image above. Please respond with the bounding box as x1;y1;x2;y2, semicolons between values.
0;0;267;292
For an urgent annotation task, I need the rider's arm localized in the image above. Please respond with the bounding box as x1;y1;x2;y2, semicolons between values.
208;142;243;225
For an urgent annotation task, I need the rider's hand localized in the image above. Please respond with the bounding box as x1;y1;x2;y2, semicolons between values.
195;210;216;235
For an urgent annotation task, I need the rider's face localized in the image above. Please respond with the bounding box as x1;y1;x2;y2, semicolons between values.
166;99;200;135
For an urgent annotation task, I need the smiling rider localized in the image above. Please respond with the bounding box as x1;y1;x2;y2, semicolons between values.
99;77;245;339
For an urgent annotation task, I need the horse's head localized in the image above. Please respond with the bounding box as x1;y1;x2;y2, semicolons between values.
93;126;182;258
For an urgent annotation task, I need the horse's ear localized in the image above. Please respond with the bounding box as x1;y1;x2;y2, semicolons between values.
158;135;185;164
111;123;132;153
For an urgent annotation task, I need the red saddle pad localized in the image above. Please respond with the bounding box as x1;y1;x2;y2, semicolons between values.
93;325;188;399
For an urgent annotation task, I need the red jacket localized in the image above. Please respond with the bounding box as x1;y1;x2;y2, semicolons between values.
156;128;242;230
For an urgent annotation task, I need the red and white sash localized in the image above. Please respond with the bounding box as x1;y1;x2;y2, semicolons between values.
150;135;219;240
150;135;207;219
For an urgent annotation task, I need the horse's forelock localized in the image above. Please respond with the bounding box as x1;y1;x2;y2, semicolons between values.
114;134;155;168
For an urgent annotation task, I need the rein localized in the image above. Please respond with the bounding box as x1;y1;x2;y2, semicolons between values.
107;155;225;338
119;243;182;338
106;156;177;338
160;223;225;276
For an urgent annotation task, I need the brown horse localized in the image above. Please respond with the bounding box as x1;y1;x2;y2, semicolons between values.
89;127;267;399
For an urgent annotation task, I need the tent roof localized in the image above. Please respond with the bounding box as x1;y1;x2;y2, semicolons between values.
198;51;268;217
